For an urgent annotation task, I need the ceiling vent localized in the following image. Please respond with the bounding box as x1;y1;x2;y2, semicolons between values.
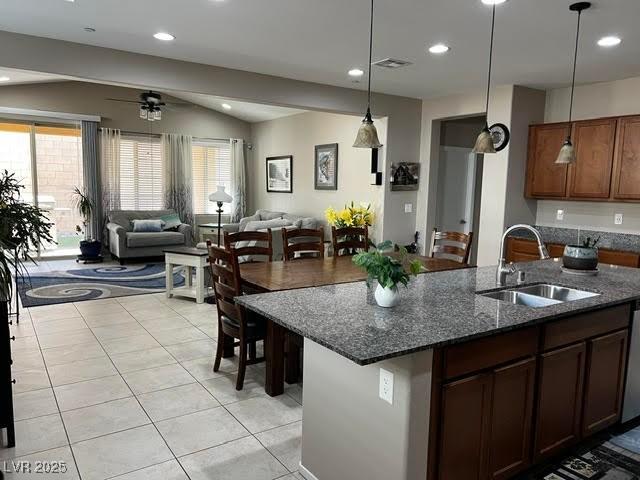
372;58;413;69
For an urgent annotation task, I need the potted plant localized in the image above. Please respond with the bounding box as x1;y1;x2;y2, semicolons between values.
72;187;102;259
0;170;54;301
563;236;600;271
353;240;422;308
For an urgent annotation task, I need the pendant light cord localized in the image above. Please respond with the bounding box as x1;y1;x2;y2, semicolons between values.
367;0;374;113
568;9;582;125
484;4;496;121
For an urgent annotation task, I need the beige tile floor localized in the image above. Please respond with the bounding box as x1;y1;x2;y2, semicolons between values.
3;259;304;480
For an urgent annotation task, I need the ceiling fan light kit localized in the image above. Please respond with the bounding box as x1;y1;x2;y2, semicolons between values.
555;1;590;165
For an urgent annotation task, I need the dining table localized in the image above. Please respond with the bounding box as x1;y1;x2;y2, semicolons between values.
238;254;469;396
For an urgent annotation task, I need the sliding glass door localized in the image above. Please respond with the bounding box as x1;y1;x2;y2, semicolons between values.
0;121;83;258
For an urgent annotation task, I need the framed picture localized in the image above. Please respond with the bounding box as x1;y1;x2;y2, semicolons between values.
390;162;420;191
314;143;338;190
266;156;293;193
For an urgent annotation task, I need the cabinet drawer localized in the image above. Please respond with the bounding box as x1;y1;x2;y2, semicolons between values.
598;248;640;268
443;328;538;380
542;304;631;351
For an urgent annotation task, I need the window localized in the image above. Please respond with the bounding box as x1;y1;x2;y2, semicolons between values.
119;134;164;210
192;139;232;214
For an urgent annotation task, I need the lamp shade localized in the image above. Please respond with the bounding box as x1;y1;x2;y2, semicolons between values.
472;126;496;154
555;139;576;164
209;185;233;203
353;110;383;148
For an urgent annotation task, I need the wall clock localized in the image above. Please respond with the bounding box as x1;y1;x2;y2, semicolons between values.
489;123;510;152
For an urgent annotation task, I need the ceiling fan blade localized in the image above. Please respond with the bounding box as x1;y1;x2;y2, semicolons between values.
105;98;142;104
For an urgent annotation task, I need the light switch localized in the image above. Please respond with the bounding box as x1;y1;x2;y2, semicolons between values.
556;209;564;221
404;203;413;213
615;213;624;225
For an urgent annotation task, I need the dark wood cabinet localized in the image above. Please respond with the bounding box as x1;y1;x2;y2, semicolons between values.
568;118;617;199
582;329;628;436
534;342;586;460
613;116;640;200
487;358;536;480
1;301;15;448
526;123;571;198
439;373;492;480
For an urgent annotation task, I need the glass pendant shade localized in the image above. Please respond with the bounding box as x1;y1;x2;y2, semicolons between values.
209;185;233;204
472;126;496;154
555;138;576;164
353;110;383;148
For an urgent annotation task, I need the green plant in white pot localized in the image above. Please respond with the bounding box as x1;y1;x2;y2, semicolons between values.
353;241;422;308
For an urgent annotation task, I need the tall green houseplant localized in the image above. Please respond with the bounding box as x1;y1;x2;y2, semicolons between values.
0;170;54;300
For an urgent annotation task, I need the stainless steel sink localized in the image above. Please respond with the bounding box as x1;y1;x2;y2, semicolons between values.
515;284;600;302
479;283;600;307
481;290;562;307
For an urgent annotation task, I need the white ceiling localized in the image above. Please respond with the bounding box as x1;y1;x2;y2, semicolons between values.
168;91;305;123
0;0;639;99
0;67;64;85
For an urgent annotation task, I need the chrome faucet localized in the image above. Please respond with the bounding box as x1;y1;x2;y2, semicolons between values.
497;224;550;286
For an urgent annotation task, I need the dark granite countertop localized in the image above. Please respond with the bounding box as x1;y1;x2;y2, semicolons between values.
236;259;640;366
513;226;640;252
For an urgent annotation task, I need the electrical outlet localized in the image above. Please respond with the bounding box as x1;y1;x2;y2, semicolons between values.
556;209;564;221
615;213;624;225
379;368;394;405
404;203;413;214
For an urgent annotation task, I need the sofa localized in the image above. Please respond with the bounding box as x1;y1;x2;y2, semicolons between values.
197;209;318;261
106;209;193;264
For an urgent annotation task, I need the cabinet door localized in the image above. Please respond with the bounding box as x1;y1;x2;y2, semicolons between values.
598;249;640;268
534;342;586;461
568;118;617;198
613;116;640;200
488;358;536;480
439;373;492;480
526;123;571;198
582;329;628;437
505;238;542;263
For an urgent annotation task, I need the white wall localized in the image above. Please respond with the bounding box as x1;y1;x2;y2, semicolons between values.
537;76;640;234
0;30;422;245
249;111;387;242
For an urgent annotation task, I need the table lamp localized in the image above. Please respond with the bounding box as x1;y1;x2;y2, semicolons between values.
209;186;233;246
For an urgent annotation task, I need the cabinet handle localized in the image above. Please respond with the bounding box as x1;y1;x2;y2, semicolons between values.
8;321;12;325
10;336;16;341
11;379;16;384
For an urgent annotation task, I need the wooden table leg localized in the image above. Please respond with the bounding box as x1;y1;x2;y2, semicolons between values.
265;319;285;397
285;336;301;384
165;260;174;299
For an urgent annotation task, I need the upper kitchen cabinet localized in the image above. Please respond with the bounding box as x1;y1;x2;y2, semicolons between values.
525;123;571;198
567;118;617;199
612;116;640;200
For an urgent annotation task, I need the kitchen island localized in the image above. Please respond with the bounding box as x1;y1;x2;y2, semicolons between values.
237;259;640;480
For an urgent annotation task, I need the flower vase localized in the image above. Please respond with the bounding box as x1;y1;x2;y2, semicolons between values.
374;284;400;308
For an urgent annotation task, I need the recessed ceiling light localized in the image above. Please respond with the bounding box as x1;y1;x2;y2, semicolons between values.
222;103;232;110
428;43;450;54
598;36;621;47
0;77;10;82
348;68;364;77
153;32;175;41
481;0;507;4
84;27;95;32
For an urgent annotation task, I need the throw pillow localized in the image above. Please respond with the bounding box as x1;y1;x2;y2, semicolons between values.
243;218;292;231
239;213;260;232
160;213;182;231
131;219;164;232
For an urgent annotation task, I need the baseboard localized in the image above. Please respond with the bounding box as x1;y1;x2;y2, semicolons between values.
298;462;319;480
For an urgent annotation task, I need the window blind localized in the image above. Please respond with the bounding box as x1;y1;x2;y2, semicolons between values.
192;139;232;214
119;134;164;210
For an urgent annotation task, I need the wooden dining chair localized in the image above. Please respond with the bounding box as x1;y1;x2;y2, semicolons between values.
429;228;473;264
331;226;369;256
282;227;325;261
223;229;273;262
207;243;266;390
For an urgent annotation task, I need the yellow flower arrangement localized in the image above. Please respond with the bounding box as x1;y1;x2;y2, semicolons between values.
325;202;374;228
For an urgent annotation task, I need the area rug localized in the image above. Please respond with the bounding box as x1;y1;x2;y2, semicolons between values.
16;264;185;307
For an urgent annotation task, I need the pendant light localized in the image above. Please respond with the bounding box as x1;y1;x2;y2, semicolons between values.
556;2;590;164
473;3;497;154
353;0;383;148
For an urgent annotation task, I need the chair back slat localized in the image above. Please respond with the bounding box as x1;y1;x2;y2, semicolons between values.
224;229;274;262
207;242;244;328
429;228;473;264
331;226;369;257
282;227;325;261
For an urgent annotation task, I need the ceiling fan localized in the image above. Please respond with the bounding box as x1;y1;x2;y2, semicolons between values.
106;90;189;121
